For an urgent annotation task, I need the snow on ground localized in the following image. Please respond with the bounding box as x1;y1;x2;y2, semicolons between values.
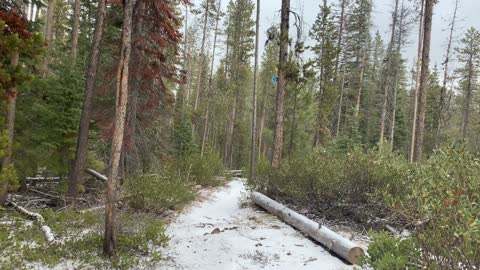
155;179;356;270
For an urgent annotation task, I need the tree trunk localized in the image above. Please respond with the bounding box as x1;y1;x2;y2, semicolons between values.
42;0;56;76
271;0;290;169
462;55;474;140
71;0;81;61
201;0;222;157
258;80;269;158
251;192;365;264
193;0;210;113
104;0;134;256
436;0;458;146
354;49;367;118
336;66;346;137
413;0;433;161
334;0;346;81
409;0;424;162
249;0;260;180
69;0;107;195
379;0;399;145
0;51;19;205
389;71;400;145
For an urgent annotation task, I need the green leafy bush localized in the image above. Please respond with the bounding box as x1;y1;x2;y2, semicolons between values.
361;231;419;270
124;167;194;213
189;150;226;186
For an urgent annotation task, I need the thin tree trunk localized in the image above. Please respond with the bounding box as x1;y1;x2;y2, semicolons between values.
193;0;210;112
409;0;424;162
42;0;56;76
0;51;19;205
413;0;434;161
71;0;81;61
69;0;107;195
436;0;458;147
379;0;399;145
334;0;346;81
389;71;400;145
462;54;474;140
271;0;290;169
249;0;260;180
201;0;222;157
354;49;367;118
336;65;346;137
104;0;134;256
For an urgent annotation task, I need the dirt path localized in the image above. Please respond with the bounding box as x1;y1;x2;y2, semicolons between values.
155;180;355;270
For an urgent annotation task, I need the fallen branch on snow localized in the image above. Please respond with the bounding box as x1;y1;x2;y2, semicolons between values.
7;200;56;243
251;191;365;264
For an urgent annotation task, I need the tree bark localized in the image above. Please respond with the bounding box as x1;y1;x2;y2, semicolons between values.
271;0;290;169
0;51;19;205
462;54;474;140
335;65;346;137
2;52;19;170
354;48;367;118
379;0;399;145
249;0;260;180
413;0;434;161
104;0;134;256
42;0;56;76
71;0;81;61
69;0;107;195
409;0;424;162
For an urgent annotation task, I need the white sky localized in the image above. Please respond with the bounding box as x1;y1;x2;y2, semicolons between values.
187;0;480;75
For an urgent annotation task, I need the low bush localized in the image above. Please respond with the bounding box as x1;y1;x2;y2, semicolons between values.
188;150;225;186
124;166;194;213
251;143;480;269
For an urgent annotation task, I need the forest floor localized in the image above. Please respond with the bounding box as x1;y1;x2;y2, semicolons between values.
156;179;365;270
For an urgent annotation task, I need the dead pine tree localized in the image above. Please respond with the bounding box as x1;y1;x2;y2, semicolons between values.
69;0;108;196
104;0;134;256
413;0;434;161
271;0;290;169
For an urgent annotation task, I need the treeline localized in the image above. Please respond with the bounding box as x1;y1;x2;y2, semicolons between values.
181;0;480;171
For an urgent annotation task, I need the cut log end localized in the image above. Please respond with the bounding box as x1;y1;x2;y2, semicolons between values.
347;247;365;265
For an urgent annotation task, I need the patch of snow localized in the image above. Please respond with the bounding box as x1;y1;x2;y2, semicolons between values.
155;179;356;270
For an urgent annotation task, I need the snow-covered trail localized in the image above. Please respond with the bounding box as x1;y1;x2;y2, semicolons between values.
155;179;354;270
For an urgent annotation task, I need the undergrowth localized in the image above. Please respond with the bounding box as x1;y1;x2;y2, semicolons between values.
250;143;480;269
0;209;169;269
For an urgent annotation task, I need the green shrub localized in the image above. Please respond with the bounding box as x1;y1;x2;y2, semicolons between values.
362;231;419;270
188;150;225;186
124;168;194;213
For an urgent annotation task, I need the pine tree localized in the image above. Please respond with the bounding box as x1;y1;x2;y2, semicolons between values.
310;0;338;146
455;27;480;141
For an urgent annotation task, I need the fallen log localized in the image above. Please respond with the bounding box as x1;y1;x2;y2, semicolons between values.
251;192;365;264
85;168;107;181
7;200;56;242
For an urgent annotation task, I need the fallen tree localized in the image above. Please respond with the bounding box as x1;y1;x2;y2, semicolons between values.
85;168;107;181
251;191;365;264
7;200;56;242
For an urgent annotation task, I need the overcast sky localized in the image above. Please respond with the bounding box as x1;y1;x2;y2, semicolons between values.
188;0;480;74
